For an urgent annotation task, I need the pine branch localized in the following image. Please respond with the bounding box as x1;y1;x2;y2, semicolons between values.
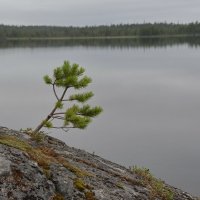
33;86;68;133
52;82;59;100
53;112;65;115
62;99;70;101
51;126;76;129
52;116;65;120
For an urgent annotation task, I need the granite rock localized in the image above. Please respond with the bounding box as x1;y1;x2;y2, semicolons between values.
0;127;198;200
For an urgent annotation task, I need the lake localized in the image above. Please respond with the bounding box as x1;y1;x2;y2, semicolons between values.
0;38;200;195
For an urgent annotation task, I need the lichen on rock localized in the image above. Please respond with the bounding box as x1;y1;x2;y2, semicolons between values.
0;127;198;200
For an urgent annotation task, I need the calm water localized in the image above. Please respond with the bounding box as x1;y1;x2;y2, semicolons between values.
0;39;200;195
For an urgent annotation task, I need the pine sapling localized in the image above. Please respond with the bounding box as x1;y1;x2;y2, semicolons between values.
33;61;103;134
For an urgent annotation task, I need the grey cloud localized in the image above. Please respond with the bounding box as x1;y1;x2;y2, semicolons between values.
0;0;200;25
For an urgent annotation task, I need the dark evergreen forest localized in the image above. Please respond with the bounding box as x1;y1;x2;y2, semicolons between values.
0;22;200;39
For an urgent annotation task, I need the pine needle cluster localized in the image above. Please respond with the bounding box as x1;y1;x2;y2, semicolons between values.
34;61;103;133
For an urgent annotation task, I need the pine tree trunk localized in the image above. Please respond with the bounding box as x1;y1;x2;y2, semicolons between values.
33;107;56;134
33;87;68;134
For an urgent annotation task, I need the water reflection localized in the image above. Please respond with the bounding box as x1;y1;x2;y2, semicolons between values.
1;36;200;48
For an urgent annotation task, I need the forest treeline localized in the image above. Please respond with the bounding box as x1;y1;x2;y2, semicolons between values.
0;22;200;39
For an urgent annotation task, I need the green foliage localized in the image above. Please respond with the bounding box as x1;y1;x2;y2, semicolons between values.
64;105;90;129
74;76;92;89
2;22;200;39
43;75;52;85
79;105;103;117
64;104;102;129
34;61;103;133
43;120;53;128
55;101;63;109
48;61;92;89
69;92;94;103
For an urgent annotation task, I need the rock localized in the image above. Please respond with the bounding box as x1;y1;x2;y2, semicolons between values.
0;127;198;200
0;145;55;200
0;156;11;176
50;164;74;198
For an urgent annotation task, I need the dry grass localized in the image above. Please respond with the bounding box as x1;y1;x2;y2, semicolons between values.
0;135;92;178
52;193;65;200
74;178;96;200
132;166;173;200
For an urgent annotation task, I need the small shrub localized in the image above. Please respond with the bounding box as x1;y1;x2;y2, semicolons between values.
132;166;173;200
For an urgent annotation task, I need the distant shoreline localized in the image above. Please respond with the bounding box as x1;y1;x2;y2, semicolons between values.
1;23;200;40
6;34;200;41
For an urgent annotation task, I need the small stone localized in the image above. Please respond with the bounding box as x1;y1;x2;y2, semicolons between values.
0;155;11;176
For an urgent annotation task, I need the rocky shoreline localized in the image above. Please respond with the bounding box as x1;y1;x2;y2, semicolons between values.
0;126;198;200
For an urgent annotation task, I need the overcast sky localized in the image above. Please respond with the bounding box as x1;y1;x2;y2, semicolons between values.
0;0;200;26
